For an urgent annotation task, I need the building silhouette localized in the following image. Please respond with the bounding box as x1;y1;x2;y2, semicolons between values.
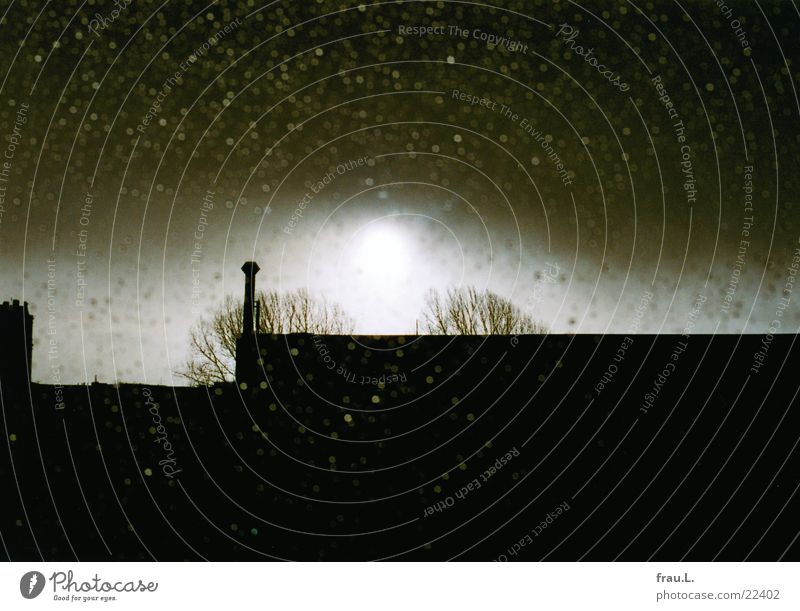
0;299;33;390
0;267;797;561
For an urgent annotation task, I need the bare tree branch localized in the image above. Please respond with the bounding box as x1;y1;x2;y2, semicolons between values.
178;290;354;385
423;287;547;335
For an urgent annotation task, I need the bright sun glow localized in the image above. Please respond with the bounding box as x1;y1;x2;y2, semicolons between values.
318;217;466;334
357;226;410;277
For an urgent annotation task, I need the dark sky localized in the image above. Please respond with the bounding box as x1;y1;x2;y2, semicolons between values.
0;0;798;384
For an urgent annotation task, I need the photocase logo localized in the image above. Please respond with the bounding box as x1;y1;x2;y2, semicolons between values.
19;571;45;599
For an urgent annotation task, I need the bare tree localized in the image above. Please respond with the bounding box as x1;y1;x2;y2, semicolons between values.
423;287;547;335
180;290;354;385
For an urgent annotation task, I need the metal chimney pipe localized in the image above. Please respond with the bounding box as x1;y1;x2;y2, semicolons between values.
241;261;260;335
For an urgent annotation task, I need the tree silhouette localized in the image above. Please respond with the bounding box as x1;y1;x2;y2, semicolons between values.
180;290;354;385
423;287;547;335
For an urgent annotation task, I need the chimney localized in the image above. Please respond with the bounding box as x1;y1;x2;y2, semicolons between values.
241;261;260;335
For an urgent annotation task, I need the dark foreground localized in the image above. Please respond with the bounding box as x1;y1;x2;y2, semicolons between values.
1;333;798;560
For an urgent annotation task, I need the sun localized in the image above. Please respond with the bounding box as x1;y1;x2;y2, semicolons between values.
316;215;464;334
357;226;410;278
